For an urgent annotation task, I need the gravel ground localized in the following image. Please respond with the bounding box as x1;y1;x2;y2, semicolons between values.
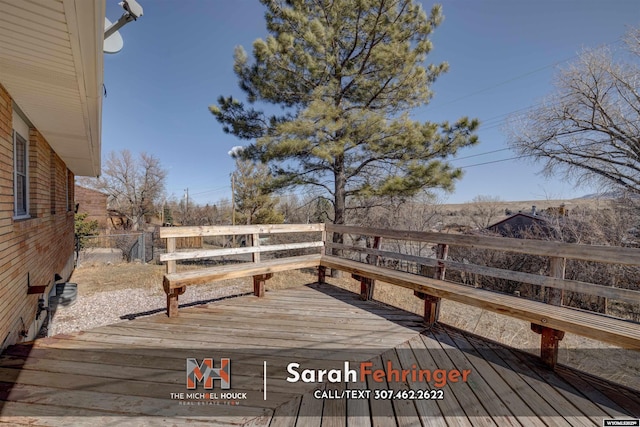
45;283;250;336
42;263;317;337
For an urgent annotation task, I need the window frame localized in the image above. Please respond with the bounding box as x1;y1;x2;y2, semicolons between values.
13;129;29;220
66;169;73;212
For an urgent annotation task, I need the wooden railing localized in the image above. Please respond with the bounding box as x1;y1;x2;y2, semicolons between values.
326;224;640;308
324;223;640;366
160;223;640;367
160;223;325;272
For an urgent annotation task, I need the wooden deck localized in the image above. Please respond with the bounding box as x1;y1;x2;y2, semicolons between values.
0;283;638;426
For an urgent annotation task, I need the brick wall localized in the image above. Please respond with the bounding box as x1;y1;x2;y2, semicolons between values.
75;185;109;229
0;84;76;350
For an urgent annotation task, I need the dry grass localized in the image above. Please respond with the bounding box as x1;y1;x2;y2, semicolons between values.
70;261;321;298
71;263;165;296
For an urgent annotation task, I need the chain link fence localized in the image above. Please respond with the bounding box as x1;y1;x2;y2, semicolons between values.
76;232;155;265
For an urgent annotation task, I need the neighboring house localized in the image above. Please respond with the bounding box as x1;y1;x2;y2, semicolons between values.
486;206;550;238
75;185;109;230
0;1;105;350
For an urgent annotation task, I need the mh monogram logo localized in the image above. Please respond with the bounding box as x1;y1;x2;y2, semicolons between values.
186;358;231;389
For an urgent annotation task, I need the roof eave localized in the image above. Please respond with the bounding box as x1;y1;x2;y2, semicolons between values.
62;0;105;177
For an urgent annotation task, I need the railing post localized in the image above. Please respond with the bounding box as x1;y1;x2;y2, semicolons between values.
415;243;448;326
320;226;326;256
356;236;382;300
546;257;565;305
434;243;448;280
165;236;183;317
166;237;176;275
533;256;566;368
251;231;270;296
318;226;327;283
252;233;260;263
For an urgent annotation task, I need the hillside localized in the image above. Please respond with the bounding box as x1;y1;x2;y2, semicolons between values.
434;197;616;231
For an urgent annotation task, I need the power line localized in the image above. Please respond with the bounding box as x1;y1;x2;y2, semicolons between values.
450;148;512;162
431;39;622;110
435;64;563;109
175;43;620;204
478;93;577;134
457;155;530;169
425;41;623;138
190;185;229;196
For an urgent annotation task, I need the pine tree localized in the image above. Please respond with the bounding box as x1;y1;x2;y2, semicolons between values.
74;213;98;253
233;159;284;225
211;0;479;232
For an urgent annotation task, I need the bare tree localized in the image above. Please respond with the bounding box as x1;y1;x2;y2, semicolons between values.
625;26;640;57
450;201;640;319
81;150;167;231
462;195;504;229
352;192;443;234
506;27;640;195
345;192;444;266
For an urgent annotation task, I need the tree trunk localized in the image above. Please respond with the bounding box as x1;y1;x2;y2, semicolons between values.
331;155;346;277
131;215;141;231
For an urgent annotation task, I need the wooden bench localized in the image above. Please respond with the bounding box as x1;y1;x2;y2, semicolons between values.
322;224;640;367
163;254;322;316
160;224;326;317
320;255;640;351
160;223;640;369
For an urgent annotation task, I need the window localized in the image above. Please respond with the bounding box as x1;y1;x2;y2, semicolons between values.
13;108;30;219
50;149;56;215
66;170;73;212
13;130;28;218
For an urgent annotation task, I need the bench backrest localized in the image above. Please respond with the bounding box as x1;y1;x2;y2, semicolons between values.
160;224;326;274
160;223;640;321
326;224;640;319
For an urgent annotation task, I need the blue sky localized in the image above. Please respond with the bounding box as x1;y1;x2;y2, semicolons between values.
102;0;639;206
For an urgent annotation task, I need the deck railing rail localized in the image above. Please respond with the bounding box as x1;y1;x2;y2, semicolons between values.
160;223;325;272
325;223;640;309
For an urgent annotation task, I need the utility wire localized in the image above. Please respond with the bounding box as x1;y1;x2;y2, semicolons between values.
183;42;622;204
189;185;230;196
450;148;512;162
431;39;622;109
458;155;530;169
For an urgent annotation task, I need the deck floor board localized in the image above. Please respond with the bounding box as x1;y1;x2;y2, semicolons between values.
0;283;637;426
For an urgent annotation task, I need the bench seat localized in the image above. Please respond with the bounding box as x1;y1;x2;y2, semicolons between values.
320;255;640;351
163;254;322;292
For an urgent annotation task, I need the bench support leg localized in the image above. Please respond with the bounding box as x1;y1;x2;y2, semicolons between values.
361;278;374;301
166;286;186;318
253;274;273;297
415;292;440;326
352;274;374;300
531;324;565;368
318;266;326;284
